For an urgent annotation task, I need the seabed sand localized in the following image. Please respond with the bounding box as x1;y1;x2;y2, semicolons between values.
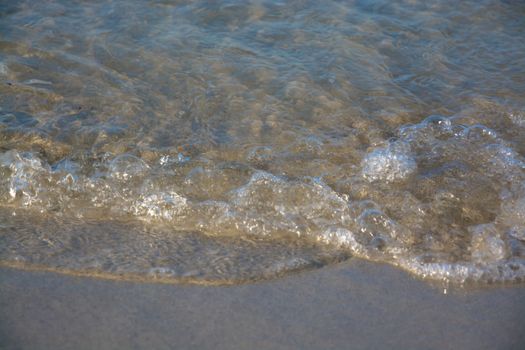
1;260;524;350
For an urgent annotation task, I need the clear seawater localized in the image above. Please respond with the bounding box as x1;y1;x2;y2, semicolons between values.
0;0;524;284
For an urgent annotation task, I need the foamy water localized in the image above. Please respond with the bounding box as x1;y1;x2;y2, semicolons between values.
1;0;524;284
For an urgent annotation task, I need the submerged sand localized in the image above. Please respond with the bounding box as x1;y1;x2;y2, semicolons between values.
1;259;524;350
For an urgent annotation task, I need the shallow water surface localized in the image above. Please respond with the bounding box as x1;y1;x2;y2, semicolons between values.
0;0;524;284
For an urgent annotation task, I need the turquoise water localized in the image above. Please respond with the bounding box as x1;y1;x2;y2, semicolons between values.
0;0;524;284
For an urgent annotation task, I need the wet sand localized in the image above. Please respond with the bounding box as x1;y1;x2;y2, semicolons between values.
1;259;524;350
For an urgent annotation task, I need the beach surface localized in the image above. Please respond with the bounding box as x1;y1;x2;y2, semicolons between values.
1;260;524;350
1;1;525;348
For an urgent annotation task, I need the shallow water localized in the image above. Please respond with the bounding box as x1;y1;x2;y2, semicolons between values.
0;0;524;284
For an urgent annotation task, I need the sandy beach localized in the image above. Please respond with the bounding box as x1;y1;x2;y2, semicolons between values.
1;1;525;348
1;259;524;350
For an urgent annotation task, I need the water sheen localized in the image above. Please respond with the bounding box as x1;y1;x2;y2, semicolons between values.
1;0;524;284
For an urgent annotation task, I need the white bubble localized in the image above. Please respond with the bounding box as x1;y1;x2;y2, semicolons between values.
361;142;416;182
0;151;47;204
132;191;187;220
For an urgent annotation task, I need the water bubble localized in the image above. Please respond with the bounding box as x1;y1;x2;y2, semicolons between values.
356;208;399;245
148;267;177;277
318;227;365;254
508;111;525;127
422;115;453;138
361;142;416;182
462;124;498;142
132;191;187;221
246;146;274;167
0;151;47;204
469;224;506;264
159;153;190;166
500;197;525;241
109;154;150;181
0;61;8;76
